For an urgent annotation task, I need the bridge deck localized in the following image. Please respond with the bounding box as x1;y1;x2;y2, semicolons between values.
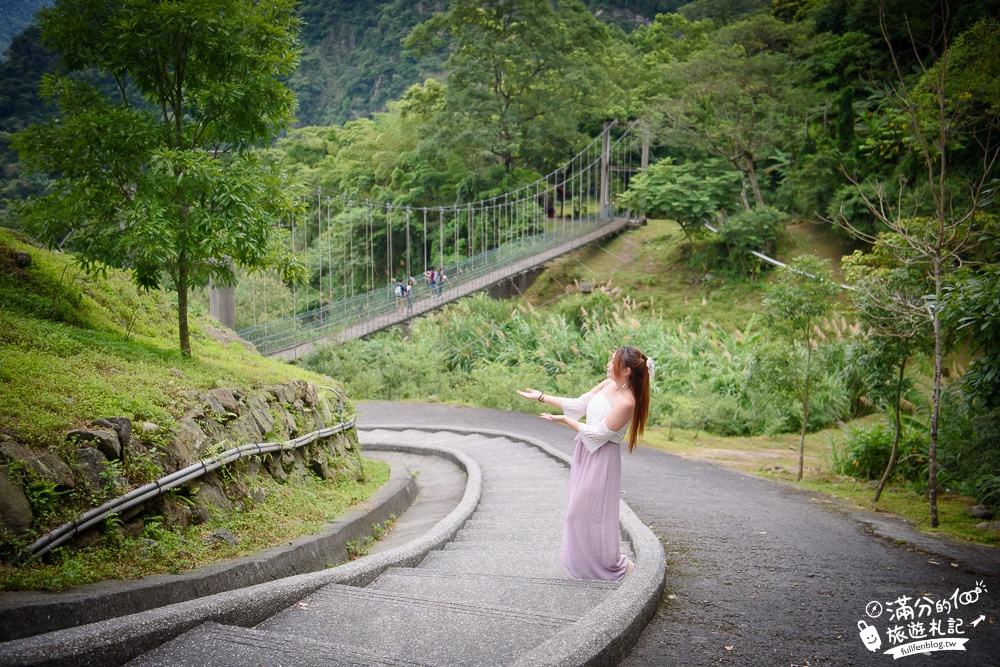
269;215;631;360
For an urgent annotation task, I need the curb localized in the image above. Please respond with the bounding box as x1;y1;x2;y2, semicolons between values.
0;459;417;642
365;424;667;667
0;442;482;667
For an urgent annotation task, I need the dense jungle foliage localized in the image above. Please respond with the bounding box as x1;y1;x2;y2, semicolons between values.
0;0;682;226
3;0;999;524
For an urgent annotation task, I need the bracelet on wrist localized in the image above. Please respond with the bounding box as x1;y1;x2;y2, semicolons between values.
538;393;544;402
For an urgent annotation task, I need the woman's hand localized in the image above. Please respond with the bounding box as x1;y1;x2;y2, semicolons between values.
541;412;581;433
516;388;543;401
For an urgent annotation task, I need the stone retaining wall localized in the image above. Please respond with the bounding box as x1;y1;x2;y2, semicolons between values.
0;380;359;554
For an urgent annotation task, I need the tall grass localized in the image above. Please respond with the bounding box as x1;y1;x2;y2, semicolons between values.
301;288;862;437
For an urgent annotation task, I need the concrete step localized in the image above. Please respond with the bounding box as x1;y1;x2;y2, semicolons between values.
481;467;562;477
483;475;566;495
453;525;565;543
359;429;448;446
127;621;427;667
471;508;563;520
480;476;564;486
479;496;566;512
460;517;562;532
417;550;571;579
369;568;617;617
466;510;565;523
476;497;565;509
441;540;635;560
443;540;563;553
257;584;570;667
361;429;513;450
467;452;555;464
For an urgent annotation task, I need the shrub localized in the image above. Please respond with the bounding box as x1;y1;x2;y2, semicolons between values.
936;389;1000;505
716;206;787;280
834;424;927;482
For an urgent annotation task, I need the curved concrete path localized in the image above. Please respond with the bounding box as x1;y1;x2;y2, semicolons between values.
359;402;1000;666
1;403;664;666
123;424;663;666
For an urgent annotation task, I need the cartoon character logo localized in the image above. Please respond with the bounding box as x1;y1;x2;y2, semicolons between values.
858;620;882;652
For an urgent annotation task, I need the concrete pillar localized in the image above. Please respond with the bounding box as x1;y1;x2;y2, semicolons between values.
641;128;649;171
209;279;235;329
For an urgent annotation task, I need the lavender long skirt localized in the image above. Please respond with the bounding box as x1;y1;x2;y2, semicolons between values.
561;434;629;580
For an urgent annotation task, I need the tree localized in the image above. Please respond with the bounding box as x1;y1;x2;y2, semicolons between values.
948;252;1000;411
14;0;304;357
653;14;813;209
844;245;930;502
405;0;611;174
678;0;770;25
763;255;842;480
833;15;1000;526
620;156;740;245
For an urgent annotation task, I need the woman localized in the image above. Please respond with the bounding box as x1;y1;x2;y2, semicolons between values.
517;346;653;581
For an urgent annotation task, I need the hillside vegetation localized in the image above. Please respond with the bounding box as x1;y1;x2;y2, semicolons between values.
0;228;397;590
299;220;1000;546
0;227;342;449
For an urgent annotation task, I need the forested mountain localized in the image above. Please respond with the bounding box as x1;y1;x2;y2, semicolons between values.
0;0;47;55
0;0;684;130
0;0;692;226
291;0;687;126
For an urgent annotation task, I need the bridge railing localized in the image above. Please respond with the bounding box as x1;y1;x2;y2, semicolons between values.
239;210;619;355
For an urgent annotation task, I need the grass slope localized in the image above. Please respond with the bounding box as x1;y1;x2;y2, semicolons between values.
522;219;767;331
0;228;400;590
0;227;343;449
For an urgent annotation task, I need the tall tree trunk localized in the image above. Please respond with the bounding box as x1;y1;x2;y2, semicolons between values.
798;341;812;481
875;356;907;503
739;180;751;212
177;256;191;358
745;156;764;208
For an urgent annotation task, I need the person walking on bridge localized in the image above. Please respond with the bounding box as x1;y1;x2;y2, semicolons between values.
434;268;446;296
394;278;405;312
425;268;436;295
518;346;653;581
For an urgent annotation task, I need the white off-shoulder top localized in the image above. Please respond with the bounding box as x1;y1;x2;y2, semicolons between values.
562;391;630;453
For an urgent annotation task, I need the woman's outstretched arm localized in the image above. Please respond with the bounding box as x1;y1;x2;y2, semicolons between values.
540;397;632;433
516;388;573;410
517;379;610;413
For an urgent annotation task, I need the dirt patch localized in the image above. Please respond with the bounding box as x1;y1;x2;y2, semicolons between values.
0;244;32;281
784;221;862;282
697;448;784;462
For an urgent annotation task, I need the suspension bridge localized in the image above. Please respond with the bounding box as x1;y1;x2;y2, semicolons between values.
228;121;648;358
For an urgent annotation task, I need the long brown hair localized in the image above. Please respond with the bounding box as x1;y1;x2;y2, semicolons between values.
612;346;651;454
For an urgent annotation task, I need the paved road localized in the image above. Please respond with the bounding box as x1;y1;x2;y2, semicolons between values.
358;401;1000;667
